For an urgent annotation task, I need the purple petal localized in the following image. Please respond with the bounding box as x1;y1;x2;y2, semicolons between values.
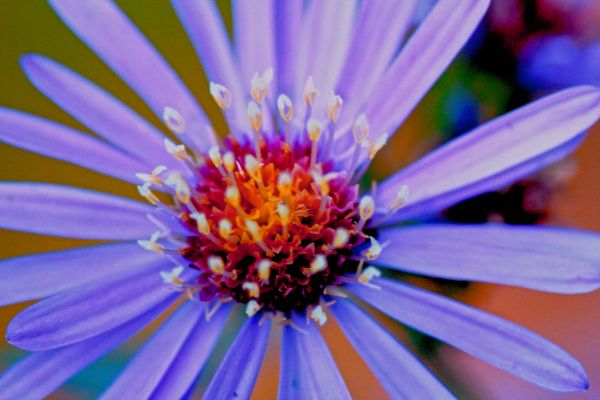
21;54;174;168
204;317;270;400
233;0;276;93
101;302;204;399
275;0;303;99
0;107;146;183
49;0;216;151
335;0;416;128
332;300;454;399
375;224;600;294
375;86;600;224
170;0;246;127
0;242;165;306
0;298;174;400
6;258;174;351
349;278;589;392
279;314;351;400
364;0;490;138
150;303;231;400
0;182;154;240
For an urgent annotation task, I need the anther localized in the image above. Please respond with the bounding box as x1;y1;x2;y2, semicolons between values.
250;68;273;105
303;75;319;107
324;93;343;156
307;118;323;170
189;212;219;244
244;154;264;191
163;107;186;134
257;260;272;282
246;219;270;253
358;266;382;287
391;184;410;211
277;203;291;237
368;134;388;160
225;186;241;209
242;281;260;298
222;151;236;184
277;94;293;143
137;231;164;254
364;236;383;261
356;195;375;231
218;218;233;240
310;305;327;326
208;146;228;178
164;138;188;161
247;101;263;162
349;113;370;174
310;254;328;275
137;183;159;206
207;256;225;275
160;266;184;286
332;227;350;249
165;173;191;204
209;82;232;110
246;299;261;317
136;165;167;186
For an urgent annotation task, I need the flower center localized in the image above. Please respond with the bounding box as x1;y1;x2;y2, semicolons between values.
180;136;363;313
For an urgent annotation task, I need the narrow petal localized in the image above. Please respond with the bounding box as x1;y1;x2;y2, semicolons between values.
204;317;270;400
0;107;146;183
349;279;589;392
275;0;303;99
0;298;175;400
336;0;416;126
376;86;600;224
332;300;455;399
375;224;600;294
170;0;246;126
101;302;204;399
0;182;154;240
233;0;276;92
0;242;165;306
364;0;490;138
279;314;351;400
49;0;216;150
6;258;174;351
21;54;174;168
150;304;231;400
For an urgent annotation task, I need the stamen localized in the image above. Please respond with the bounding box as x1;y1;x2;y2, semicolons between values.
245;219;270;253
358;266;382;287
164;138;188;161
218;218;233;240
307;118;323;170
332;228;350;249
242;281;260;298
277;203;291;237
223;151;237;184
363;236;382;260
277;94;293;143
225;186;241;209
207;255;225;275
246;299;261;317
310;305;327;326
309;254;327;274
136;165;167;186
247;101;263;162
163;106;186;134
165;173;191;204
356;195;375;231
191;212;221;245
160;266;184;286
209;145;228;178
250;68;273;105
209;82;232;110
303;75;319;125
137;183;159;206
137;231;164;254
349;113;370;175
325;93;343;156
244;154;265;192
257;259;272;282
391;184;410;211
368;134;388;160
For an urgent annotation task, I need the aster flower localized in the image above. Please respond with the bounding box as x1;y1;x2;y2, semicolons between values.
1;0;600;398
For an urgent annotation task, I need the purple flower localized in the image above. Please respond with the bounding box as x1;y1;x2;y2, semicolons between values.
1;1;600;398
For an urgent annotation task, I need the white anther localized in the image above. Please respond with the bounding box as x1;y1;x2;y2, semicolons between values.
160;266;184;286
358;266;382;285
310;305;327;326
137;231;164;254
136;165;167;186
251;68;273;104
247;101;263;132
244;154;260;176
223;151;235;173
359;196;375;221
368;134;388;160
190;212;211;235
303;75;319;106
311;171;337;196
207;256;225;275
364;237;382;261
246;299;261;317
245;219;262;241
137;183;159;205
257;260;272;282
242;281;260;298
209;82;232;109
218;219;232;240
310;254;327;274
277;203;291;225
278;172;292;189
163;106;186;134
208;146;223;168
333;228;350;248
277;94;293;122
307;118;323;142
327;93;343;123
165;173;191;204
164;138;187;161
353;113;370;144
391;185;410;211
225;186;241;207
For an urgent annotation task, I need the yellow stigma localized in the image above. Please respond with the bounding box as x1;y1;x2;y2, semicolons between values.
209;82;232;110
245;219;262;241
244;154;260;177
353;113;370;144
242;281;260;298
333;228;350;248
163;106;186;134
359;195;375;221
277;94;293;122
190;212;211;235
247;101;263;132
303;75;319;106
208;146;223;168
218;218;232;240
223;151;235;173
277;203;291;225
310;254;327;274
327;93;343;123
257;260;272;282
364;236;382;261
307;118;323;142
207;256;225;275
225;186;241;208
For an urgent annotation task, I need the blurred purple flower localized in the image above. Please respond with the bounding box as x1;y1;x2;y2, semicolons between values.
1;1;600;399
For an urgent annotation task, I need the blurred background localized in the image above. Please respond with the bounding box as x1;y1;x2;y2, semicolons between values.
1;0;599;399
